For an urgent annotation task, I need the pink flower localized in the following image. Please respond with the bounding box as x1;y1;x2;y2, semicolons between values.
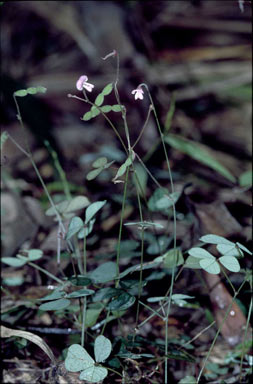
76;75;94;92
131;86;144;100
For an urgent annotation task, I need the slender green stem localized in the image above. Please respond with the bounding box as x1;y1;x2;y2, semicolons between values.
81;297;87;347
27;261;64;285
101;310;111;335
138;301;165;321
83;233;87;275
132;105;153;150
106;367;123;377
139;83;177;384
115;166;130;286
221;267;236;294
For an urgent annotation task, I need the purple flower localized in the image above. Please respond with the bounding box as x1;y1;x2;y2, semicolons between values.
131;86;144;100
76;75;94;92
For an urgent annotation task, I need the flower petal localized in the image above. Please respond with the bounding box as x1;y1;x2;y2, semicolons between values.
76;75;88;91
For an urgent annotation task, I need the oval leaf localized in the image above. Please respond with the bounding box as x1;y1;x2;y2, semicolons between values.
92;157;108;168
89;262;117;284
26;87;37;95
28;249;43;261
107;292;135;311
1;257;27;267
199;258;220;274
85;201;106;224
111;104;122;112
95;94;104;107
219;256;240;272
66;289;94;299
14;89;27;97
94;335;112;363
79;366;108;383
39;291;64;301
66;196;90;213
216;244;241;257
101;83;113;96
65;344;94;372
66;216;84;240
86;168;103;181
39;298;70;311
200;234;234;246
188;247;214;259
82;111;92;121
101;105;112;113
236;242;252;255
156;192;180;210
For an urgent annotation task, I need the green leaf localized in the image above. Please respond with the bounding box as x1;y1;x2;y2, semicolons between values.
111;104;122;112
86;168;103;181
239;169;252;187
236;242;252;255
45;200;69;216
219;256;240;272
39;291;64;301
199;258;220;274
14;87;47;97
101;105;112;113
65;344;94;372
90;106;100;118
107;292;135;311
68;275;92;286
65;289;94;299
101;83;113;96
39;298;70;311
200;234;234;246
26;87;37;95
85;201;106;224
124;221;164;229
163;249;184;268
148;188;169;212
82;111;92;121
94;94;104;107
89;262;117;284
164;134;236;183
172;294;194;307
35;86;47;94
94;335;112;363
216;244;242;257
79;366;108;383
1;257;27;267
113;157;132;181
185;255;202;269
92;157;108;168
14;89;28;97
66;196;90;213
78;218;95;238
155;192;180;209
85;303;104;328
66;217;84;240
188;247;214;259
45;196;89;216
93;287;119;302
179;376;197;384
28;249;43;261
